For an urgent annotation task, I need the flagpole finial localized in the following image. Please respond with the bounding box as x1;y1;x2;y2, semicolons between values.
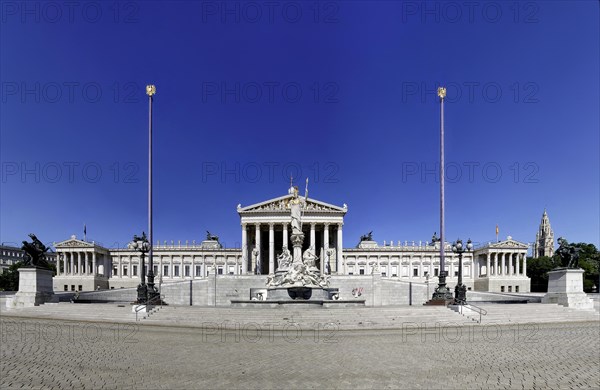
437;87;446;101
146;84;156;96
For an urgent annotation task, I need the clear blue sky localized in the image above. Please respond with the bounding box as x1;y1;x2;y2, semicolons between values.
1;1;598;252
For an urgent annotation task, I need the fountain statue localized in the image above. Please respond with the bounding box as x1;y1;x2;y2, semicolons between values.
265;184;330;298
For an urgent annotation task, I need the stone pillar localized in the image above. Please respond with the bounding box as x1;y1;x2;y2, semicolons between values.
508;253;513;276
486;253;491;277
493;253;498;276
409;256;413;279
255;223;261;274
191;255;195;278
129;255;133;278
516;253;521;275
118;256;122;278
282;223;288;248
92;252;97;276
170;255;174;279
429;258;433;278
76;252;81;275
322;223;329;274
310;223;316;248
241;223;248;274
269;223;275;274
523;255;527;276
336;223;343;274
84;252;89;275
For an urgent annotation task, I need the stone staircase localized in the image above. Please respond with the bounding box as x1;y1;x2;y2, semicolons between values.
140;305;475;330
2;302;598;330
1;302;135;324
452;302;600;325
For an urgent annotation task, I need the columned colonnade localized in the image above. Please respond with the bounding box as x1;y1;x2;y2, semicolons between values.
241;222;343;274
56;250;109;277
481;252;528;277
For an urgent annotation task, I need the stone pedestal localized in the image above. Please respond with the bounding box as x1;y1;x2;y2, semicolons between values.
542;268;593;309
291;233;304;263
358;240;378;249
6;268;58;308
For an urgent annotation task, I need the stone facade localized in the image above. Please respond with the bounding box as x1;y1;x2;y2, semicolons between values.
533;209;554;258
1;244;56;273
52;187;531;294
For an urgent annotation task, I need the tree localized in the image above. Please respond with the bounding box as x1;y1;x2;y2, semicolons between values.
0;262;23;291
526;256;558;292
570;242;600;292
527;242;600;292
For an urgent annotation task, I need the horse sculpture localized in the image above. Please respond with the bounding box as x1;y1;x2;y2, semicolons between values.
21;233;51;269
555;237;582;269
206;231;219;241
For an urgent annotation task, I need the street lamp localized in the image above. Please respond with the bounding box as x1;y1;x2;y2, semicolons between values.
128;232;150;303
451;238;473;304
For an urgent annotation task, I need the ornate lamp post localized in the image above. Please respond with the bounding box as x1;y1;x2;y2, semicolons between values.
451;238;473;304
128;232;150;303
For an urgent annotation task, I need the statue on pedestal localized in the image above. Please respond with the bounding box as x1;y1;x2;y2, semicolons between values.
277;246;292;270
303;246;318;268
252;248;261;274
430;232;440;246
360;231;373;242
288;186;304;236
206;231;219;242
266;181;329;289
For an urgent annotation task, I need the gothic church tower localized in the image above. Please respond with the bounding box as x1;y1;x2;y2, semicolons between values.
533;209;554;258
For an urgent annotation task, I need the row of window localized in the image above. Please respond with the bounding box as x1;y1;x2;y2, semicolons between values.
347;266;467;277
112;265;240;277
500;285;520;293
1;251;24;257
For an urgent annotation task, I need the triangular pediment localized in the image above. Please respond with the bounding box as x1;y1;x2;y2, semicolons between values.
487;239;529;249
238;194;346;214
54;236;96;248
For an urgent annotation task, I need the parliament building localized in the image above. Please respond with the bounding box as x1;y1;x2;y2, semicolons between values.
52;186;531;294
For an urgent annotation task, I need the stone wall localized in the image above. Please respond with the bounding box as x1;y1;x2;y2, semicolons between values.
56;274;438;307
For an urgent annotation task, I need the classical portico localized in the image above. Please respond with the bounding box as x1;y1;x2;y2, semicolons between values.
473;237;530;293
237;188;347;275
53;235;111;291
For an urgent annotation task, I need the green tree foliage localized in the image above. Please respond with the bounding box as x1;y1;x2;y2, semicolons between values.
0;262;24;291
0;261;56;291
571;242;600;292
527;242;600;292
526;256;558;292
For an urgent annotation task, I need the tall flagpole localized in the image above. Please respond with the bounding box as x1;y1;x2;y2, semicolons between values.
439;87;445;279
431;86;453;302
146;84;157;301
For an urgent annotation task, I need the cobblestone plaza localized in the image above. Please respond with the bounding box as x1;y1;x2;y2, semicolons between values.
1;316;599;389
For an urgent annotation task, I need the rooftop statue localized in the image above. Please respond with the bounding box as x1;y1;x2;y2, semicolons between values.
206;231;219;241
360;231;373;242
21;233;51;269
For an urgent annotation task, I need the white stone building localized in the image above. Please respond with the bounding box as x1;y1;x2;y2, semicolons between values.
52;187;530;293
